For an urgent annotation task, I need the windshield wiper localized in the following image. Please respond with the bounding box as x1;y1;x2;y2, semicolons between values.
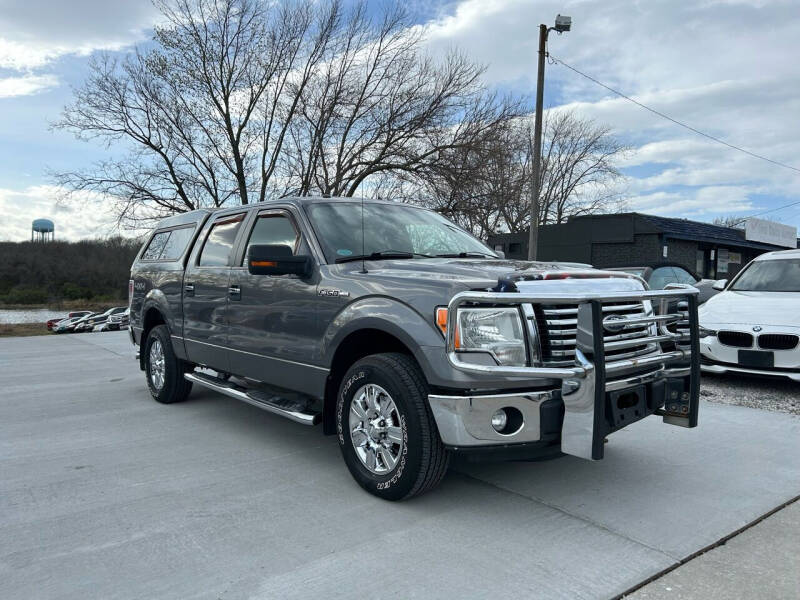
335;250;433;264
434;251;497;259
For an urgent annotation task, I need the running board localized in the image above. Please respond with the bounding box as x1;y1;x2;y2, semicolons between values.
185;372;321;425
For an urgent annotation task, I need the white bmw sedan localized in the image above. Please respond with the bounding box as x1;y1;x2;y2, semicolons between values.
699;249;800;382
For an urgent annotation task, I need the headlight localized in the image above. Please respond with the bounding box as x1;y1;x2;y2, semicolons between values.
698;327;717;338
437;306;529;366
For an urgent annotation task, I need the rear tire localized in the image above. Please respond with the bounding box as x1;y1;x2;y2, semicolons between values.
336;353;449;500
144;324;192;404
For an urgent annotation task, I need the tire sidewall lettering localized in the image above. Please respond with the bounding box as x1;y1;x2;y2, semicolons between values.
337;366;409;490
337;370;365;445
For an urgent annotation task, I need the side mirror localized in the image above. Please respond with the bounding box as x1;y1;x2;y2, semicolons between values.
712;279;728;291
247;244;312;278
495;250;505;259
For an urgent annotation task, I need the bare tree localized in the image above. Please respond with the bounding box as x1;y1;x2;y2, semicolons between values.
413;110;628;238
712;215;747;228
537;111;628;225
54;0;517;227
281;4;519;197
54;0;339;226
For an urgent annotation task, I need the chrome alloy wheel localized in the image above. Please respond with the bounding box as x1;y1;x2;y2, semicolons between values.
149;339;166;390
349;384;404;475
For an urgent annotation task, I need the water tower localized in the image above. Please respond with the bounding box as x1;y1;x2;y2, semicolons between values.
31;218;55;242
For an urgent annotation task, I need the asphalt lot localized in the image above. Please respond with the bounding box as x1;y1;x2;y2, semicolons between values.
1;331;799;599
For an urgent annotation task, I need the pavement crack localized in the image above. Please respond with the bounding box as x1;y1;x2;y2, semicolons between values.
615;494;800;599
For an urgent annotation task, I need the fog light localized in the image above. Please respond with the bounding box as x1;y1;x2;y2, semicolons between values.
491;409;508;432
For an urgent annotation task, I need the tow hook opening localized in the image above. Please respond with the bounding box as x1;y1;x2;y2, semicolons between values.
617;392;640;411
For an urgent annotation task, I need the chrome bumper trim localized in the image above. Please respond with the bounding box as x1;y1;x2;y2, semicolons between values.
606;367;665;392
428;390;555;447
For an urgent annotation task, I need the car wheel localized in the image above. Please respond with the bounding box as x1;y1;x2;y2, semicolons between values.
336;353;449;500
144;324;193;404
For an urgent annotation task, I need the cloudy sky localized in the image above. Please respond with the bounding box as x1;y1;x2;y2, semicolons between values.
1;0;799;241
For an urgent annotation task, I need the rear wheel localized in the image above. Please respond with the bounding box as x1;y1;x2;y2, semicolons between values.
336;353;449;500
144;324;192;404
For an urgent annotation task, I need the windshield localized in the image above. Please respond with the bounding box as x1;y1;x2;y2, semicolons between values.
731;258;800;292
305;201;495;263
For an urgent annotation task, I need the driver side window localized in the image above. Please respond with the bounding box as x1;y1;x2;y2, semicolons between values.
242;214;301;265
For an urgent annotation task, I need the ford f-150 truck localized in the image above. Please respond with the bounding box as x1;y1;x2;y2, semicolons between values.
129;197;700;500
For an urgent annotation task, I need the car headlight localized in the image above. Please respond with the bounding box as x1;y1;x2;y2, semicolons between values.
698;327;717;338
437;306;530;366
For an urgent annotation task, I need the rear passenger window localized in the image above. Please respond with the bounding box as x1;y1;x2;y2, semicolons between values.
160;226;195;260
141;226;196;261
199;215;244;267
141;231;170;260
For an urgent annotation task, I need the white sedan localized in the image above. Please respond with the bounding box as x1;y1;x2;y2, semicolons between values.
699;249;800;382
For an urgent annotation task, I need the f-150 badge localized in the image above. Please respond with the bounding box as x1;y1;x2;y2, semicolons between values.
318;289;350;297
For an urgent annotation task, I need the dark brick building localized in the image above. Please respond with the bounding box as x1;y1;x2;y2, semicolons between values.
488;213;798;279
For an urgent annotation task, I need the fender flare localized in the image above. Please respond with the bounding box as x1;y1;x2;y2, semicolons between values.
141;289;172;331
321;296;444;381
139;290;176;367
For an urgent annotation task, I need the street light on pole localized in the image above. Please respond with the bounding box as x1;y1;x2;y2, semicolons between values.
528;14;571;261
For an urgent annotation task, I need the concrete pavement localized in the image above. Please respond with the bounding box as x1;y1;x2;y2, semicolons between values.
628;501;800;599
1;331;798;599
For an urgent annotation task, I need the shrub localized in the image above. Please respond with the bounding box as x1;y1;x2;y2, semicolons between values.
2;285;49;305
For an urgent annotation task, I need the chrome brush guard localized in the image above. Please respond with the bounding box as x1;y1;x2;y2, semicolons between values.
445;287;700;460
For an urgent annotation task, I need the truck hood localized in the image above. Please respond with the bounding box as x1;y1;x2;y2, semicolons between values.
350;258;643;293
699;290;800;328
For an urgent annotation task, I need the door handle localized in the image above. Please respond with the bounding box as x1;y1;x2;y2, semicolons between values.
184;282;195;296
228;285;241;300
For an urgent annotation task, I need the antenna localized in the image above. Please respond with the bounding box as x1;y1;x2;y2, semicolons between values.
360;196;367;274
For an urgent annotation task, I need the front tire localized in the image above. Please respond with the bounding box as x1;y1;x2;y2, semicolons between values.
144;324;193;404
336;353;449;500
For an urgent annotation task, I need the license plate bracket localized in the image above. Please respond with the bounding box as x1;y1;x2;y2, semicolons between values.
608;384;647;429
738;349;774;369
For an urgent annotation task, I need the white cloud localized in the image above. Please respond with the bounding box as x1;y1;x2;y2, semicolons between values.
422;0;800;225
0;74;59;98
627;186;756;218
0;0;159;70
0;185;130;241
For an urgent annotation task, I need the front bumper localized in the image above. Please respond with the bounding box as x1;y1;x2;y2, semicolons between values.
437;287;700;460
700;327;800;382
700;361;800;382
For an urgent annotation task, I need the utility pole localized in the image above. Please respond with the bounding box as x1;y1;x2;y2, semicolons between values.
528;15;571;261
528;24;548;261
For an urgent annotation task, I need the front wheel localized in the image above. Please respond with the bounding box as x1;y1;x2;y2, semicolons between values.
144;324;193;404
336;353;449;500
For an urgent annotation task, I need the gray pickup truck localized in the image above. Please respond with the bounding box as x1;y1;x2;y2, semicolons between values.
129;197;700;500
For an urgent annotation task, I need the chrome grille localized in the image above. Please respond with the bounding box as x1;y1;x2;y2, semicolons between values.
536;301;658;367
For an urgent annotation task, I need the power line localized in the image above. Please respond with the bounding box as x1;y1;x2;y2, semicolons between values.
746;199;800;219
548;53;800;175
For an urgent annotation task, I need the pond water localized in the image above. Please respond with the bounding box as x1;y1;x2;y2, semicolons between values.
0;309;68;324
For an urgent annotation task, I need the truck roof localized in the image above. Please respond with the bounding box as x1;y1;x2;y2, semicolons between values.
151;197;433;230
155;208;216;229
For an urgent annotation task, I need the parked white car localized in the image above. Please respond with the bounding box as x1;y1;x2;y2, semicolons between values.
699;249;800;382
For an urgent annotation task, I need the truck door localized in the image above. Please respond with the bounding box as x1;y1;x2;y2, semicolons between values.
226;208;324;396
182;212;246;372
